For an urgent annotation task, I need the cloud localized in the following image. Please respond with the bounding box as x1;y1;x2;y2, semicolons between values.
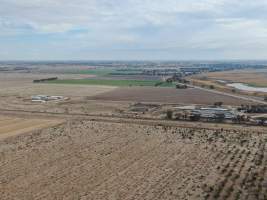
29;23;75;33
0;0;267;60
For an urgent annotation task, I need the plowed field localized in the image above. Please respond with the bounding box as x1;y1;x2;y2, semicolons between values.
89;87;252;105
0;120;266;200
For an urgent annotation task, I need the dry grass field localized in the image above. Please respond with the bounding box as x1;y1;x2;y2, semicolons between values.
89;87;252;106
0;119;266;200
201;69;267;87
0;73;116;97
0;116;63;140
0;72;119;113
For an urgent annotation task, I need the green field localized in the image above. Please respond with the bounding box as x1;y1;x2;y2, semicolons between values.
65;68;143;76
48;79;174;87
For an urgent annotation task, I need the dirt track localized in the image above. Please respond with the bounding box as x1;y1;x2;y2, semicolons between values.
0;119;266;200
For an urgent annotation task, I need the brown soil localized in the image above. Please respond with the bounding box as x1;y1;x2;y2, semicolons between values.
0;116;63;140
0;119;266;200
89;87;252;106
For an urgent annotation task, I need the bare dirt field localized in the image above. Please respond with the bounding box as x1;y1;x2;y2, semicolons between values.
0;72;95;89
0;73;116;97
0;72;119;113
0;116;63;140
89;87;252;106
0;119;266;200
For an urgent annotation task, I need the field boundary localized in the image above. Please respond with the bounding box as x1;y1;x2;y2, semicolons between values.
0;108;266;133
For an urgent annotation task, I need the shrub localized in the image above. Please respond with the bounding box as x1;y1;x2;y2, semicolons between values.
166;110;173;120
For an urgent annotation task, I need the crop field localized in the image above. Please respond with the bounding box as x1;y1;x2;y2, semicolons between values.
0;116;63;140
89;87;253;105
0;119;266;200
195;69;267;87
0;72;117;99
47;79;174;87
64;68;143;76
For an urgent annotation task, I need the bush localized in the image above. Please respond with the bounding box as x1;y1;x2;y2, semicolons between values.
166;110;173;120
214;102;223;107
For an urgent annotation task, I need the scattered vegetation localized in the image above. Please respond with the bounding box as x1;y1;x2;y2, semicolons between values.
166;110;173;119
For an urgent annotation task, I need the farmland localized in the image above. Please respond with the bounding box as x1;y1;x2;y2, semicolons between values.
200;69;267;87
0;116;63;140
188;69;267;98
47;79;174;87
0;119;266;199
89;87;253;105
64;68;143;76
0;64;267;200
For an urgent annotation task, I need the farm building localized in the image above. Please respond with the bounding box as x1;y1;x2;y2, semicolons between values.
192;107;236;120
31;95;65;102
175;106;237;120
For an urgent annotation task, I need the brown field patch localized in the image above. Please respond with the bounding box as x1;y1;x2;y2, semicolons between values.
89;87;252;105
0;116;63;140
0;120;266;199
0;72;116;97
196;69;267;87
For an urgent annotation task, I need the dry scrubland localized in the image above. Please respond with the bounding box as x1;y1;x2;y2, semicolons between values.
0;120;266;200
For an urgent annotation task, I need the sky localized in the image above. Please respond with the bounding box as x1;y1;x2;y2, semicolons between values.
1;0;267;60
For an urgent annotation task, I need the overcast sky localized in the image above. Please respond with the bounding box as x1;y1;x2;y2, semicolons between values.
1;0;267;60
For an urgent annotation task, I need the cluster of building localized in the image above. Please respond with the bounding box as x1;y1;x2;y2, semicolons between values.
175;106;238;121
191;107;236;120
173;105;267;125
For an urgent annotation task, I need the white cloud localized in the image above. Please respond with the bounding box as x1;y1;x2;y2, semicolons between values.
29;23;75;33
1;0;267;59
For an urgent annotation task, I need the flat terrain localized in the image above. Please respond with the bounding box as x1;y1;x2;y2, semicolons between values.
0;72;119;112
47;79;173;87
89;87;253;105
0;73;116;97
0;69;266;200
0;119;266;200
0;116;63;140
195;69;267;87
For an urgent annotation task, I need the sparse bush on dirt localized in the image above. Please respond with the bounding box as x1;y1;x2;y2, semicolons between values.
166;110;173;119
